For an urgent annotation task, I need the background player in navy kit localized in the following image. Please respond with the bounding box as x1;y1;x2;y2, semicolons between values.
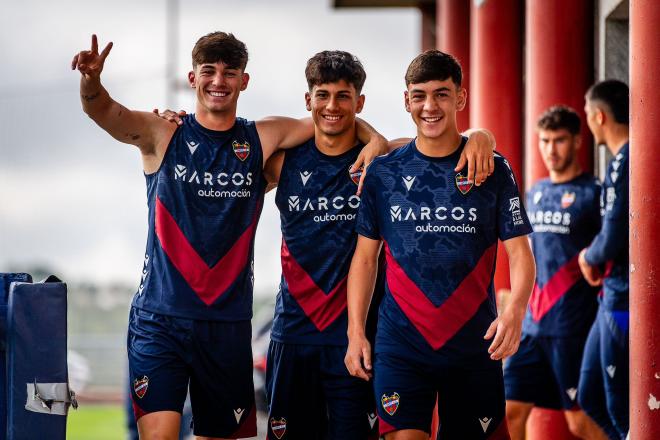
577;80;630;440
261;51;496;440
345;50;536;440
504;106;607;440
71;33;389;440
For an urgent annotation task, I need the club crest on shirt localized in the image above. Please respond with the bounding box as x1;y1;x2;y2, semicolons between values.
349;165;363;185
270;417;287;439
381;392;400;416
561;192;576;209
455;173;474;195
133;376;149;399
232;140;250;161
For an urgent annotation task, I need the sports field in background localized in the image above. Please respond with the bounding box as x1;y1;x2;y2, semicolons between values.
67;404;125;440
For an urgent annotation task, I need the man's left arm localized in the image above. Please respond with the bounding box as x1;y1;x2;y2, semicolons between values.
484;236;535;360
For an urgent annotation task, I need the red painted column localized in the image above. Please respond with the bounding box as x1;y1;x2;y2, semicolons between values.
437;0;470;132
524;1;594;438
630;1;660;438
470;0;523;294
524;0;594;188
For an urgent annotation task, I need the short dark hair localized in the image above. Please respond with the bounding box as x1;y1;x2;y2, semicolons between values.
305;51;367;94
586;79;629;124
192;32;248;70
536;105;581;135
405;50;462;87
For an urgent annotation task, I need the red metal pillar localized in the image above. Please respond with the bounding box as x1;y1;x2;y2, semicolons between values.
524;0;594;188
420;3;437;52
630;1;660;438
524;1;594;438
437;0;470;131
470;0;523;294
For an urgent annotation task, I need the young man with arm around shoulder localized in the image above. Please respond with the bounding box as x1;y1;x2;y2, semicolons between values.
72;31;387;440
344;51;535;440
503;106;608;440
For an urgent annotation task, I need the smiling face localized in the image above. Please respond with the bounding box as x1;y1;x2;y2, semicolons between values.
188;62;249;115
404;78;465;140
305;80;364;137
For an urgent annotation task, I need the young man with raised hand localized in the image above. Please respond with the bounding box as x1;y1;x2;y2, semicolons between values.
504;106;607;440
71;32;393;440
577;80;630;440
345;50;536;440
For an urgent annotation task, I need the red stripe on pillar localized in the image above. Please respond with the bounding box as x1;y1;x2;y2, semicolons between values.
630;1;660;438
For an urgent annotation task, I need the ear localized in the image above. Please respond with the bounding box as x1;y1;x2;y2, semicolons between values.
356;94;365;114
240;72;250;91
456;87;467;111
596;107;606;125
404;91;411;113
305;92;312;111
188;71;196;88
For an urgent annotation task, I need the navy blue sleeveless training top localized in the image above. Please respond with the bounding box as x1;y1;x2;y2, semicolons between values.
132;114;266;321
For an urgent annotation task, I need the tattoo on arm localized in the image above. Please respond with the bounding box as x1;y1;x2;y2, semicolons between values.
81;91;101;102
125;133;140;141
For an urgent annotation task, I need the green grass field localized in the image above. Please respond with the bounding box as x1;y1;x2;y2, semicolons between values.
67;404;126;440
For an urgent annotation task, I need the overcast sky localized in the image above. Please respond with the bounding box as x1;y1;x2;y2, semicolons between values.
0;0;421;296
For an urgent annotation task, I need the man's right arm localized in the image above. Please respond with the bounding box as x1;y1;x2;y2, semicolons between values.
344;235;381;381
73;35;175;173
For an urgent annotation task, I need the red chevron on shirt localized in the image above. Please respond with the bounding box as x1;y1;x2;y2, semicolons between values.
281;240;347;332
384;242;497;350
155;196;258;305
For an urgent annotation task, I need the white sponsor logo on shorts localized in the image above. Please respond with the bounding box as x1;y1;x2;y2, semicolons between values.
607;365;616;379
566;388;577;401
479;417;492;433
233;408;244;424
368;412;377;428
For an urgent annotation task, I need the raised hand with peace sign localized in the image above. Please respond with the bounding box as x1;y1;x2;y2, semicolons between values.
71;34;113;81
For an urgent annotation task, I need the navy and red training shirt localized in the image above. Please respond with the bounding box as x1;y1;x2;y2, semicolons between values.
132;114;266;321
356;138;532;363
271;139;368;346
584;143;629;311
523;173;601;337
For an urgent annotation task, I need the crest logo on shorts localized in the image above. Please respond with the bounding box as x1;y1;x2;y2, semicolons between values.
270;417;287;439
381;392;400;416
455;173;474;195
561;192;576;209
349;165;363;185
133;376;149;399
232;140;250;161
